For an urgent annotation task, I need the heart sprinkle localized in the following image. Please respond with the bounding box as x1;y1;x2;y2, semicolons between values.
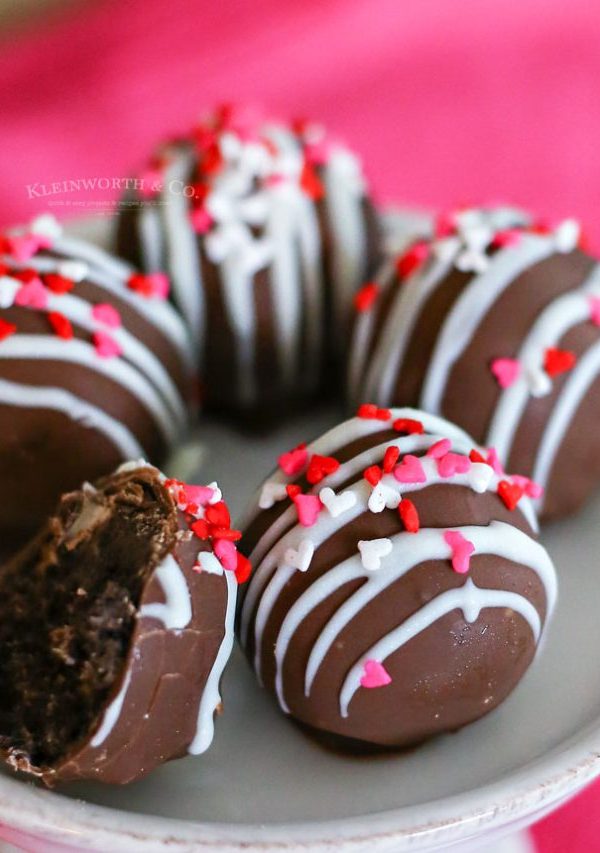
444;530;475;574
358;538;393;571
360;659;392;689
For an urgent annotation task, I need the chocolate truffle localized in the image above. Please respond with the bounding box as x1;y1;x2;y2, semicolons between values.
349;206;600;519
116;105;379;423
239;406;556;749
0;214;192;555
0;462;248;785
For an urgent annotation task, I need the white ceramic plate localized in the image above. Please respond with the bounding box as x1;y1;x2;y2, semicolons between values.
1;214;599;852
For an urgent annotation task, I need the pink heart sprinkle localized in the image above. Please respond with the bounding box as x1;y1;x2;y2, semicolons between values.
146;272;170;299
93;330;122;359
293;493;322;527
190;207;213;235
426;438;451;459
437;452;472;478
214;539;238;572
183;484;214;506
511;475;544;500
92;303;122;328
486;447;504;476
444;530;475;574
138;168;163;199
278;445;308;476
491;357;521;389
393;455;427;484
14;278;48;310
7;234;49;262
589;297;600;327
360;659;392;689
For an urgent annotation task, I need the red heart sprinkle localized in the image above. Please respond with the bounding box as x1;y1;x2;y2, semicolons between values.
354;282;379;313
395;240;429;280
235;553;252;584
300;161;324;200
364;465;383;486
469;449;487;464
306;454;340;485
44;273;75;294
383;446;400;473
357;403;378;419
210;526;242;542
393;417;424;435
205;501;231;529
286;484;302;499
191;519;210;539
399;498;420;533
48;311;73;340
544;347;577;378
0;318;16;341
497;480;524;511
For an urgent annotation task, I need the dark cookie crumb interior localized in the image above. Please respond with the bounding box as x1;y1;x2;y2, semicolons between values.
0;468;176;772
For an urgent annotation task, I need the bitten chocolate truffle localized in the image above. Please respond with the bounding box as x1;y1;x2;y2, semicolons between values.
0;463;248;785
116;105;379;423
238;407;556;749
0;215;192;556
349;206;600;519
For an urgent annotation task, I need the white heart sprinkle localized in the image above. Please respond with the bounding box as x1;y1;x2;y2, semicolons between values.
461;223;493;252
554;219;580;254
259;481;288;510
455;248;489;274
367;481;401;513
29;213;62;241
358;538;393;572
469;462;494;494
319;487;357;518
284;539;315;573
432;236;460;263
57;260;89;282
524;366;553;398
206;481;222;505
195;552;224;576
0;276;21;308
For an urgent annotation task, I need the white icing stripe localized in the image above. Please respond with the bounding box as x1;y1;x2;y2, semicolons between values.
533;336;600;501
90;668;133;747
243;461;537;661
307;522;553;696
42;292;186;426
323;148;368;337
296;193;326;388
138;205;164;273
5;252;193;367
139;555;192;631
488;266;600;462
265;186;304;388
53;234;133;281
0;336;178;444
339;579;541;717
364;252;458;405
271;521;553;711
420;234;556;413
160;149;205;342
0;379;144;458
189;569;237;755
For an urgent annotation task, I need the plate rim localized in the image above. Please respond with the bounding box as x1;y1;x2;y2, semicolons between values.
0;715;599;851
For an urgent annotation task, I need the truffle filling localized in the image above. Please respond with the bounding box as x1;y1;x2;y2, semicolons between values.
0;469;176;771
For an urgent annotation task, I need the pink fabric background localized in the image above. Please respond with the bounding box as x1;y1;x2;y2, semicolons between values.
1;0;600;847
